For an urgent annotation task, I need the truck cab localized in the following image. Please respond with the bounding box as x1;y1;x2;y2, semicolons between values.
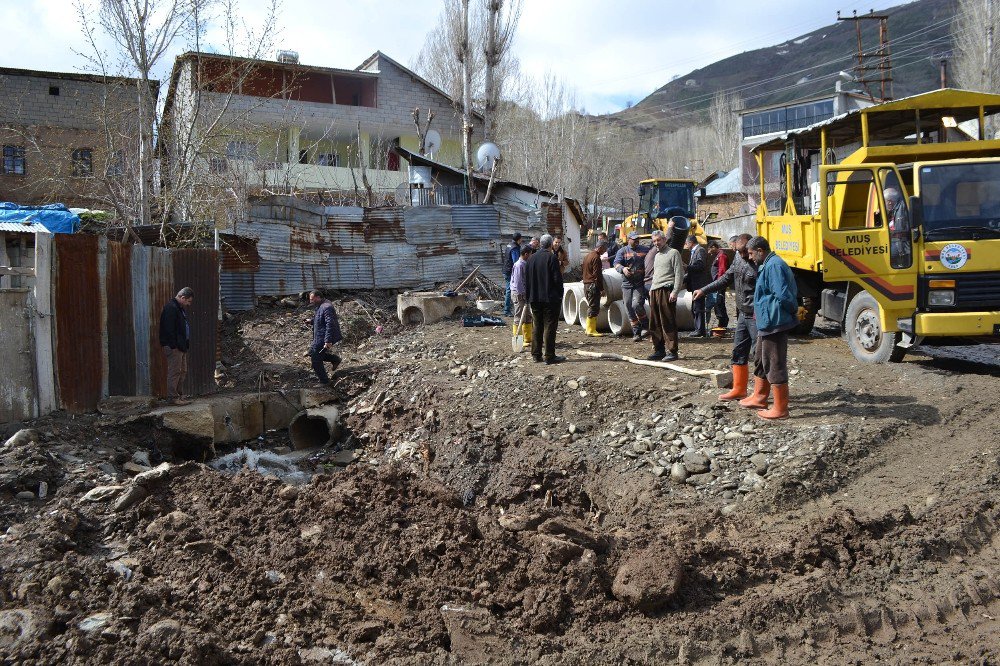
753;89;1000;362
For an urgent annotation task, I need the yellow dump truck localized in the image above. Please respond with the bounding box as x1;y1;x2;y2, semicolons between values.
752;89;1000;362
619;178;709;244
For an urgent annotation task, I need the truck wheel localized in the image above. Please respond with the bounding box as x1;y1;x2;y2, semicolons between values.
844;292;902;363
794;296;818;335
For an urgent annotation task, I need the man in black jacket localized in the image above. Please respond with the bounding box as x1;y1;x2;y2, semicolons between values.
525;234;565;364
694;234;758;401
684;235;712;336
307;290;343;385
501;232;522;316
159;287;194;405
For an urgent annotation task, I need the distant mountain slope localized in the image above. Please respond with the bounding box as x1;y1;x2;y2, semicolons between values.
613;0;957;132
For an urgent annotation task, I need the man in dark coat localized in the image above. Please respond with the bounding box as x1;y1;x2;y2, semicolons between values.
307;289;343;385
501;232;522;316
159;287;194;405
684;235;712;336
525;234;565;364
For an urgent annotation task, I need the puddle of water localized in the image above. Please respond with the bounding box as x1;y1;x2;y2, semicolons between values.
209;447;314;485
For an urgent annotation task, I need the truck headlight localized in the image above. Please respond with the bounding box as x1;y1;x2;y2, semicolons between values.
928;290;955;306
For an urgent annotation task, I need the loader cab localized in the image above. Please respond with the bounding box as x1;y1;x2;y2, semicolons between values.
637;179;696;224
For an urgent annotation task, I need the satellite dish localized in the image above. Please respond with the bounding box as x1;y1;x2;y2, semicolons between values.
424;130;441;156
476;142;501;171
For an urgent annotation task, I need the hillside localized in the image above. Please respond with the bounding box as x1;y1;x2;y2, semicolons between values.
613;0;958;132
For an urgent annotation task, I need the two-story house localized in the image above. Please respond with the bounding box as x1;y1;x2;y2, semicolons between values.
0;67;154;210
160;50;480;223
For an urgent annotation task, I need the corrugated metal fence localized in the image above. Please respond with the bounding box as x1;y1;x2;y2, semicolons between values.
51;236;218;412
220;196;560;310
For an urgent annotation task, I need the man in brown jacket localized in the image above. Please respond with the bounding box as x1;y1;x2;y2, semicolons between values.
582;238;607;337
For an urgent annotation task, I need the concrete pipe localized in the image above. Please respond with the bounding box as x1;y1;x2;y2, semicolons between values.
607;300;633;336
562;283;584;324
288;405;342;450
578;298;612;332
675;289;695;331
600;269;624;303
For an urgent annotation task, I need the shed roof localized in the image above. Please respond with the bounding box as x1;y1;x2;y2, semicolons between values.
0;220;49;234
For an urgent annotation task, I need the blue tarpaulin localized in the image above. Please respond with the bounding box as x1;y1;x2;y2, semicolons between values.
0;203;80;234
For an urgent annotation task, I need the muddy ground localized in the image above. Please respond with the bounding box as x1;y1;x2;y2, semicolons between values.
1;296;999;665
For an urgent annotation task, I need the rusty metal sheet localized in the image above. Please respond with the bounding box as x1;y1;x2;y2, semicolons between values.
497;202;546;241
0;291;36;422
289;226;331;265
235;219;291;262
106;241;135;396
147;248;174;398
327;255;374;289
364;207;406;243
416;253;462;289
220;272;254;311
374;243;417;288
53;234;103;413
452;205;500;240
173;248;219;398
404;206;453;244
325;207;369;254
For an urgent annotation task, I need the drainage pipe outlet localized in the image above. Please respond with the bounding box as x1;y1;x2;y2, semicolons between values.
289;405;342;450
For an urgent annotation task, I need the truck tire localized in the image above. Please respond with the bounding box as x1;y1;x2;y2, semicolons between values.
844;292;902;363
794;296;818;335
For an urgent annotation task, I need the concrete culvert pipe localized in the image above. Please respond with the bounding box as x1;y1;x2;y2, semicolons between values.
675;289;695;331
577;299;612;332
607;300;633;336
289;405;342;450
601;269;624;303
562;283;584;324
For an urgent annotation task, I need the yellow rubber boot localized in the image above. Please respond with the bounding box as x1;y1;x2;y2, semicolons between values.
522;322;532;344
586;317;605;337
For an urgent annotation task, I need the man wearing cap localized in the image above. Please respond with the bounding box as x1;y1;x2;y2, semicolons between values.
740;236;798;419
614;231;650;341
501;232;522;316
694;233;758;401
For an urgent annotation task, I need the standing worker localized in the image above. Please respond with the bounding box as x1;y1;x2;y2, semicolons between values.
740;237;798;419
159;287;194;405
510;244;534;345
526;234;565;364
614;232;650;342
501;232;522;316
707;241;730;330
694;234;758;401
553;236;570;274
599;231;619;270
582;238;607;337
307;289;343;385
684;235;712;337
646;229;684;361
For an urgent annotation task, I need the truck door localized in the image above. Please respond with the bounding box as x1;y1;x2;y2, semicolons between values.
819;164;917;313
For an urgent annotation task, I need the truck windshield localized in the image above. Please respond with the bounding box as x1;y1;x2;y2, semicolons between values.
919;162;1000;240
641;182;695;219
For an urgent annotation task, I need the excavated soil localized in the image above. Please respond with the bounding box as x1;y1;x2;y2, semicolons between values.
1;301;999;664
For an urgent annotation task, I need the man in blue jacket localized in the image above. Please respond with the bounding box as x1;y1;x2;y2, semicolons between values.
307;290;343;385
740;236;798;419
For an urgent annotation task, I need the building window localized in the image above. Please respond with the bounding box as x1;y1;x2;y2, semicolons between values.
72;148;93;177
49;86;60;96
106;150;125;178
317;152;340;167
209;157;229;174
2;145;26;175
226;140;259;160
299;149;309;165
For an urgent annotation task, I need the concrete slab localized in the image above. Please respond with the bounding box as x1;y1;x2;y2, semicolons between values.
397;292;466;325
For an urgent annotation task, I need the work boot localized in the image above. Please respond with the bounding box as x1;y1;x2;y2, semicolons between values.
663;351;678;362
647;345;666;361
757;383;790;420
545;355;566;365
718;364;749;401
586;317;605;337
522;322;533;345
739;377;770;409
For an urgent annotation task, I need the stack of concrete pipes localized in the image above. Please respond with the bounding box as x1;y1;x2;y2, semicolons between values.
562;269;695;336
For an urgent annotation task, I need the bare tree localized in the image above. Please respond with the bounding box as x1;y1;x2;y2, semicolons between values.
412;108;436;155
482;0;522;141
709;90;743;171
954;0;999;94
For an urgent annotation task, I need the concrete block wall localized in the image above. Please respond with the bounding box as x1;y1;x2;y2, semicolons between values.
0;72;141;131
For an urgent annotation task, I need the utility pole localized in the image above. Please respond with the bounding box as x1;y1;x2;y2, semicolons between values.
837;10;894;101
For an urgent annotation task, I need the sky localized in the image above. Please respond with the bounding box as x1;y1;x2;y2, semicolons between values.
0;0;912;114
